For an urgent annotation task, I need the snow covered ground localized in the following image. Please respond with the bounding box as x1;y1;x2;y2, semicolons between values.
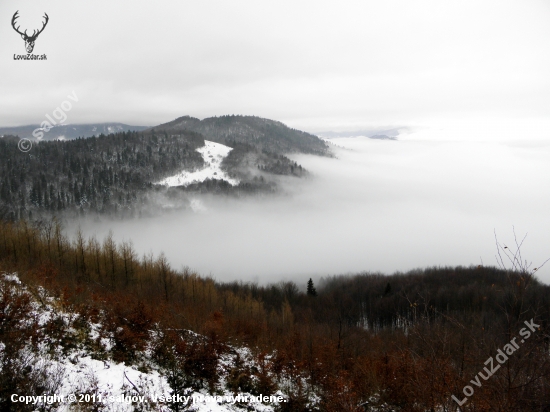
157;141;240;187
1;272;288;412
54;353;283;412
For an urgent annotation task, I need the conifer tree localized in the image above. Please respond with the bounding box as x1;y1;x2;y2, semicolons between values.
306;278;317;297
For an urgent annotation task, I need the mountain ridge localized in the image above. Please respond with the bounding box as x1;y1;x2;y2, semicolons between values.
0;122;149;141
150;115;329;156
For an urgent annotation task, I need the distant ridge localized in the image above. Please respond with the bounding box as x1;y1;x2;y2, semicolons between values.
369;134;397;141
0;123;149;141
316;127;403;139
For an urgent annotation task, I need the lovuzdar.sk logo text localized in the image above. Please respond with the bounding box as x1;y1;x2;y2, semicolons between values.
12;10;49;60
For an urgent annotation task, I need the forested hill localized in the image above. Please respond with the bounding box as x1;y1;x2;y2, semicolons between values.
0;131;205;220
150;115;329;156
0;115;330;220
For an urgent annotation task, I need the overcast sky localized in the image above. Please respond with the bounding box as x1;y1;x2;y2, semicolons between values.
1;0;549;138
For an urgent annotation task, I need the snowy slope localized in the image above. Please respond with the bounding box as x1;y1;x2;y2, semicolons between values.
158;141;239;187
0;272;292;412
54;351;284;412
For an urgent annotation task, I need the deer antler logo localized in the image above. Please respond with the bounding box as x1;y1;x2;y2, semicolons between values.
11;11;49;54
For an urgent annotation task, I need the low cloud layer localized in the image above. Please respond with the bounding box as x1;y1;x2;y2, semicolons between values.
74;137;550;285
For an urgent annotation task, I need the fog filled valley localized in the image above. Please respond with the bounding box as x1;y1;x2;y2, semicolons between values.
74;135;550;285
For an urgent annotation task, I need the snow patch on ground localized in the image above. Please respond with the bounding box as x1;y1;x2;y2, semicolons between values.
158;141;239;187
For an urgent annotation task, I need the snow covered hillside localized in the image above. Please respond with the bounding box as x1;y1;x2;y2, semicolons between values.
158;141;240;187
0;272;298;412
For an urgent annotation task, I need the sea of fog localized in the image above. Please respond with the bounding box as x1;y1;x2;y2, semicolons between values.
75;137;550;285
